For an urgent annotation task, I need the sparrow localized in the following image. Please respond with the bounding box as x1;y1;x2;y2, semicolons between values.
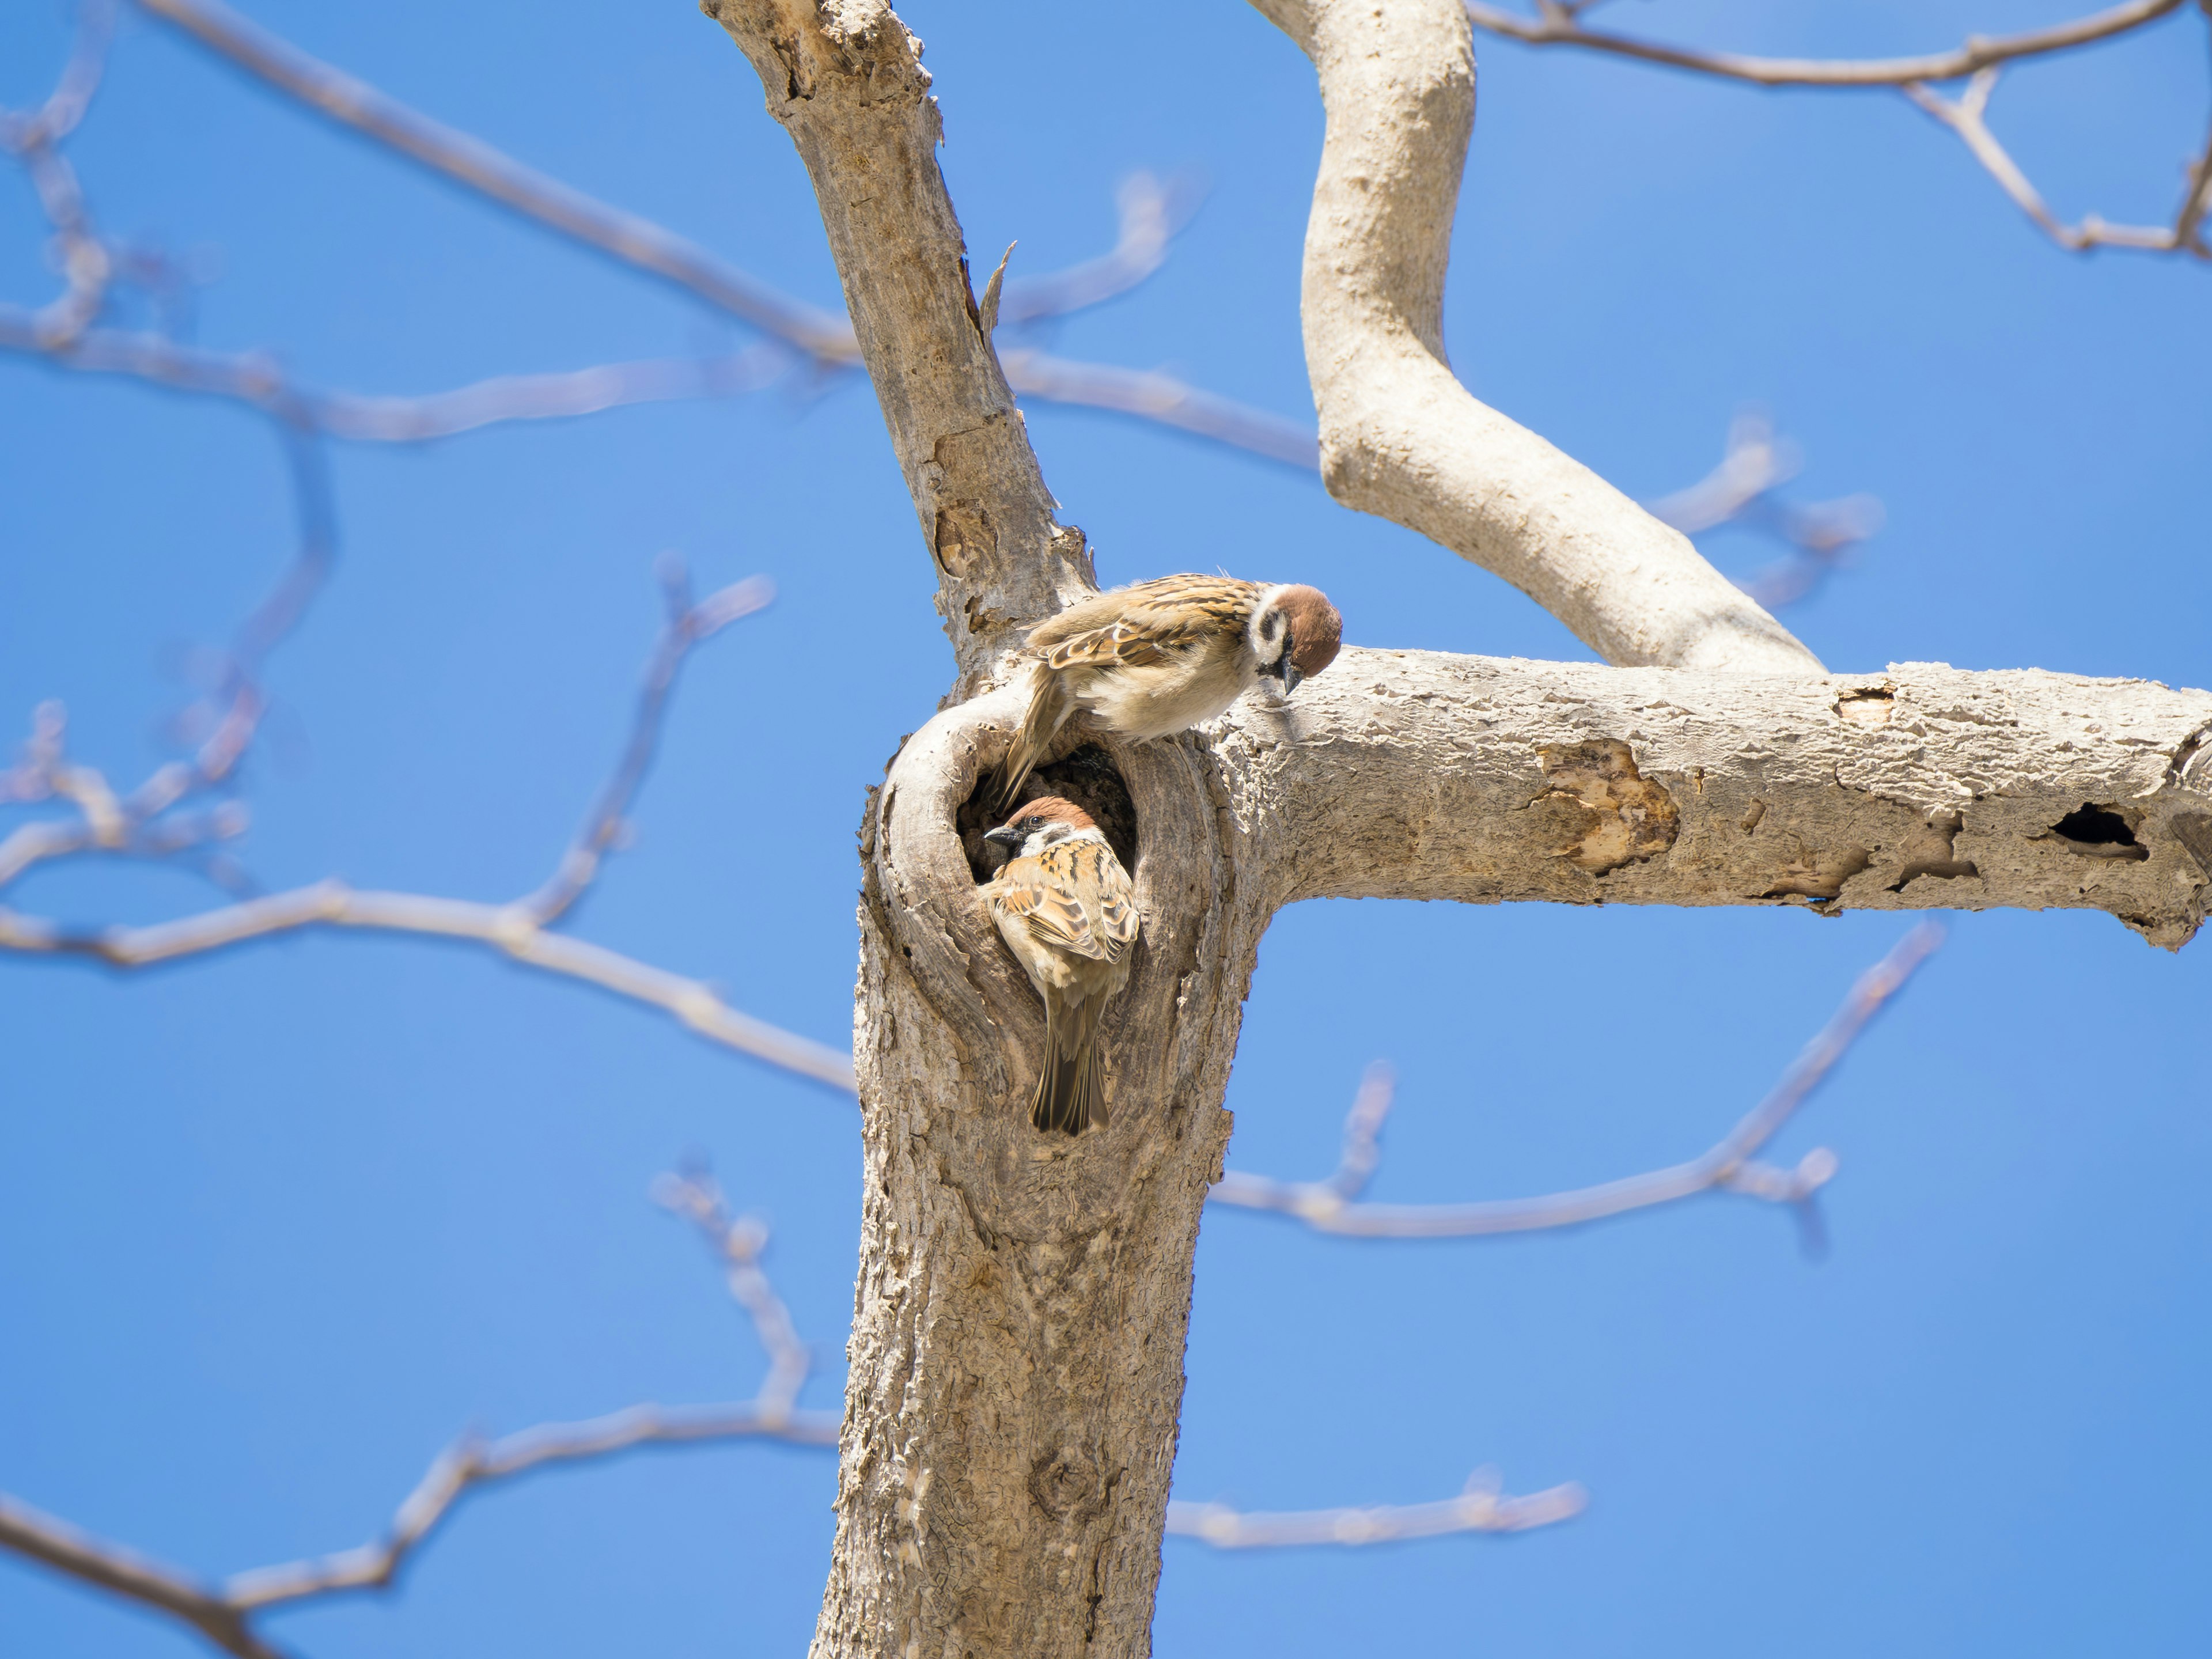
1000;574;1343;804
981;796;1139;1135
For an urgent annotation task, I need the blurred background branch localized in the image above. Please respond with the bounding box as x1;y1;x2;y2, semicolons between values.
1646;411;1886;609
1464;0;2212;261
1209;925;1944;1247
2;0;1321;469
0;562;858;1091
0;1165;835;1659
1165;1467;1588;1548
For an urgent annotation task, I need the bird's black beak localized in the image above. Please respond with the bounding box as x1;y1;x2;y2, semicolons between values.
983;824;1026;850
1279;658;1303;696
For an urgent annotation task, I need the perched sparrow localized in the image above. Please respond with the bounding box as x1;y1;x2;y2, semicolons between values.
982;796;1139;1135
1001;574;1343;804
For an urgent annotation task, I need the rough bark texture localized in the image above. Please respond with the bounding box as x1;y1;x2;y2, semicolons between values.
1251;0;1824;675
839;693;1257;1659
1226;652;2212;946
830;649;2209;1657
702;0;1093;691
702;6;1230;1654
697;5;2212;1657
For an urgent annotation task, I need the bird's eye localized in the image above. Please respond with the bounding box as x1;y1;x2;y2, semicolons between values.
1019;818;1041;832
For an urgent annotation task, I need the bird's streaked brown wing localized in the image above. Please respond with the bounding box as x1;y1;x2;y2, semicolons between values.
991;842;1137;963
1028;575;1263;673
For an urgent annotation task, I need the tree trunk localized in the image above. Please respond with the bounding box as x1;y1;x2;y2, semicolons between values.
825;691;1257;1656
696;4;2212;1654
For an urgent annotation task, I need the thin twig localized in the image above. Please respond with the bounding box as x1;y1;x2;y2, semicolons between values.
133;0;855;357
0;1170;836;1652
516;561;775;927
652;1165;819;1422
1463;0;2186;88
1208;924;1943;1240
994;171;1205;327
998;347;1320;469
0;1495;276;1659
1645;410;1884;609
0;573;854;1093
1166;1467;1588;1548
1464;0;2211;262
1903;69;2212;257
112;0;1321;464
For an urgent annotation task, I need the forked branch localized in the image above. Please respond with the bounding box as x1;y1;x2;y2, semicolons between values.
0;566;857;1092
0;1168;835;1658
1252;0;1823;673
1463;0;2212;262
1461;0;2187;88
1211;925;1942;1241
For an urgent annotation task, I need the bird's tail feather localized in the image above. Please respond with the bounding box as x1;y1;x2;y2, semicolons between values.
999;664;1069;810
1033;995;1107;1135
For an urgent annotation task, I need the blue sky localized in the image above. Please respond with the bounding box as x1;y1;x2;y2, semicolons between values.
3;1;2209;1655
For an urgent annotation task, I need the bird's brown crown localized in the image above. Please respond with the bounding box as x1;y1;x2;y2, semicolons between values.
1001;795;1097;832
1275;585;1343;679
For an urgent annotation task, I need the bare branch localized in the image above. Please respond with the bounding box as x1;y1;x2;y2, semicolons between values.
103;0;1316;474
652;1165;820;1423
133;0;855;356
0;570;854;1093
1;1166;834;1650
1166;1467;1588;1548
1209;924;1943;1238
994;171;1205;327
0;1495;277;1659
0;878;856;1088
516;562;775;927
702;0;1093;680
1903;69;2212;258
1461;0;2186;89
1253;0;1823;673
1460;0;2211;263
998;347;1320;470
1645;411;1885;610
0;0;118;151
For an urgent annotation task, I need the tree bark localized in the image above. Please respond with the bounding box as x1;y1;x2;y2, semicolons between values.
702;0;1093;692
1252;0;1824;674
698;5;2212;1657
703;6;1245;1654
1225;651;2212;947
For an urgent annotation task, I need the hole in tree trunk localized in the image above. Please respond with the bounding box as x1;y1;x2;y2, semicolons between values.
2048;804;2149;861
960;744;1138;882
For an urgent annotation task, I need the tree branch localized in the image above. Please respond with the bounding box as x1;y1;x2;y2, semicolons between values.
1165;1467;1588;1548
700;0;1092;683
1222;649;2212;948
135;0;856;355
4;4;1318;472
1252;0;1823;673
1461;0;2186;88
1460;0;2211;263
1903;68;2212;259
1644;411;1885;611
1210;923;1941;1240
0;1166;834;1655
0;569;857;1092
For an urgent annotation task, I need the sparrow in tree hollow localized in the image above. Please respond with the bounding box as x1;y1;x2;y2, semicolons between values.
982;796;1139;1135
999;574;1343;804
